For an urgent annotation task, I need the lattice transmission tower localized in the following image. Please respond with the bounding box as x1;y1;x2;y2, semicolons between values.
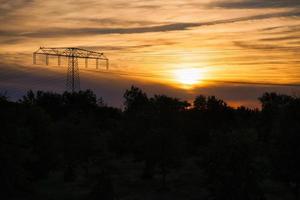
33;47;109;92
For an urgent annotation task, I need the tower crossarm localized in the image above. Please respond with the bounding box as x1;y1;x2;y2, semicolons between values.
33;46;110;92
34;47;108;60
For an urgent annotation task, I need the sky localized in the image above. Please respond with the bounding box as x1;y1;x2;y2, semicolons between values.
0;0;300;108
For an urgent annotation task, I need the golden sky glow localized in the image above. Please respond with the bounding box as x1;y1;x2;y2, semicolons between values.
0;0;300;107
173;68;205;89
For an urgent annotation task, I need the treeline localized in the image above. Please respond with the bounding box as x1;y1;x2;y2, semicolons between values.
0;87;300;200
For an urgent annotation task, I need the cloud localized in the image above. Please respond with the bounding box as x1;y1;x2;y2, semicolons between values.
204;79;300;87
1;0;299;108
20;23;201;37
1;61;299;108
134;5;161;9
63;17;157;26
233;41;300;51
0;37;26;45
260;25;300;36
211;60;300;67
0;0;34;23
75;44;158;51
260;36;300;42
1;10;299;40
209;0;300;9
0;0;33;14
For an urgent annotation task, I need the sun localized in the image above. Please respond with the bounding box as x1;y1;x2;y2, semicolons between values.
173;68;204;87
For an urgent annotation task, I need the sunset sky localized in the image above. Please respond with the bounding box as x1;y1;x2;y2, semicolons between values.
0;0;300;107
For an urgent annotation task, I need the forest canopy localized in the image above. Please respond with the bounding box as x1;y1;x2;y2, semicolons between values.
1;86;300;200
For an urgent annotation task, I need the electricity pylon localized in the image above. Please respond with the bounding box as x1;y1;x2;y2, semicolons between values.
33;47;109;92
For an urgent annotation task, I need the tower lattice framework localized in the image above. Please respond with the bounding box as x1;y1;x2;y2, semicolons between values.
33;47;109;92
67;54;80;92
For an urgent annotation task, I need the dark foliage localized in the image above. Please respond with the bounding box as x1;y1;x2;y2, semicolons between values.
0;88;299;199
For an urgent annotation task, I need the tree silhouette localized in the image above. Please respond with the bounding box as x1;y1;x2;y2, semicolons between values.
202;129;264;200
0;100;53;198
193;95;207;111
1;88;300;199
270;97;300;200
124;85;149;113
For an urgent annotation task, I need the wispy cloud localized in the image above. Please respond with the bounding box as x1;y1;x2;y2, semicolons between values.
260;36;300;42
209;0;300;9
1;0;300;108
63;17;157;26
1;10;299;40
0;0;33;14
233;41;300;51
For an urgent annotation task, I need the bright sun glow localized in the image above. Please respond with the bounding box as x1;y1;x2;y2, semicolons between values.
173;68;204;87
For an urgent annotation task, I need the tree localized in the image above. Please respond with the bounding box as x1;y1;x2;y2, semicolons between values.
123;85;149;113
259;92;294;142
202;129;264;200
62;89;98;111
141;95;188;188
193;95;207;111
122;89;189;187
259;92;294;111
271;98;300;200
0;92;8;103
0;100;54;198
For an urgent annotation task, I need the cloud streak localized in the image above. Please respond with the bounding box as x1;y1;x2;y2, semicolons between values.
1;0;300;108
0;0;33;14
1;10;299;39
1;62;299;108
209;0;300;9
